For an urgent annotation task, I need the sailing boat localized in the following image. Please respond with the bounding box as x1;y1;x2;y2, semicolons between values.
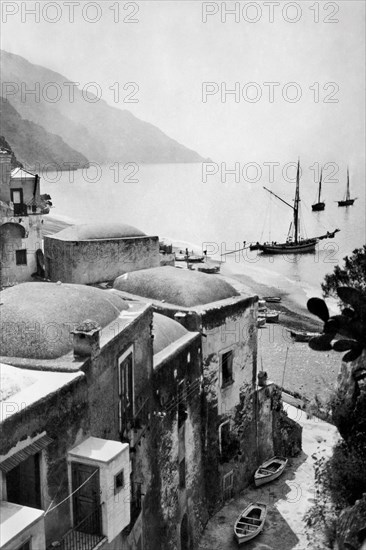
338;167;356;206
312;168;325;211
250;160;340;254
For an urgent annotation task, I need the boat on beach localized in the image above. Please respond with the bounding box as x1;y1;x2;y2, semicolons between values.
254;456;288;487
234;502;267;544
312;168;325;211
338;167;357;206
197;265;220;274
257;317;266;328
175;251;204;263
265;310;279;323
263;296;281;303
288;329;322;342
250;160;340;254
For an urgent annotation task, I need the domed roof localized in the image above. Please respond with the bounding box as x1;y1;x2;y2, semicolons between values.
114;266;239;307
50;222;146;241
152;313;188;354
0;283;129;359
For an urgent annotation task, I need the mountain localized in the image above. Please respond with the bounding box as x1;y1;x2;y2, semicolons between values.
1;50;206;165
0;135;23;168
0;99;89;170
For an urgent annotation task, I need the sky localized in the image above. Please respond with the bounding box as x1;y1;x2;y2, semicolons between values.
1;1;365;166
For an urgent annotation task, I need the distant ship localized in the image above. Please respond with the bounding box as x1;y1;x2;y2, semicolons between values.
250;160;340;255
312;168;325;211
338;167;357;206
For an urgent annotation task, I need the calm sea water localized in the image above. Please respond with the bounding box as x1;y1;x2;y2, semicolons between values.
42;162;365;306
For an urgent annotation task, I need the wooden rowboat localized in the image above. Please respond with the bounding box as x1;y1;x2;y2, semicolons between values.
289;329;322;342
254;456;288;487
234;502;267;544
265;310;279;323
263;296;281;303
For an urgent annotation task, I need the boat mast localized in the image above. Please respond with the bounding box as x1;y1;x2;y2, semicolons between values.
294;160;300;243
346;166;350;200
318;168;322;203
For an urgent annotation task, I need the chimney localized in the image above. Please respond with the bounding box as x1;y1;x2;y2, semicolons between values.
71;319;101;358
0;150;12;202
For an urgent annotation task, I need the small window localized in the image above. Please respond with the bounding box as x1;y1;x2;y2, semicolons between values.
114;469;124;493
179;458;186;489
223;470;234;501
16;541;31;550
16;249;27;265
221;350;234;387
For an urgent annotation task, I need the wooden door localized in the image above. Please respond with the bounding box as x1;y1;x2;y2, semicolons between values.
71;463;101;534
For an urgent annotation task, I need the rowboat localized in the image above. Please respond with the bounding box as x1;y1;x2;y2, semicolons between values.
289;329;321;342
257;318;266;328
254;456;288;487
234;502;267;544
265;310;279;323
263;296;281;303
197;265;220;274
175;252;204;263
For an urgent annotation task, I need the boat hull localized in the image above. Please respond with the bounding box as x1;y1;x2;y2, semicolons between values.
312;202;325;211
289;330;321;342
234;503;267;545
263;296;281;303
338;199;355;207
254;457;288;487
258;239;318;254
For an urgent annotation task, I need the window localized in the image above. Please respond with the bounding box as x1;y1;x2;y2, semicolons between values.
118;347;134;436
16;541;31;550
221;350;234;387
6;452;41;509
114;469;124;493
16;249;27;265
177;380;187;428
223;470;234;501
179;458;186;489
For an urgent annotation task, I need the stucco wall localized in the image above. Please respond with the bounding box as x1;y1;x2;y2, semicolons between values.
0;216;43;284
44;235;160;284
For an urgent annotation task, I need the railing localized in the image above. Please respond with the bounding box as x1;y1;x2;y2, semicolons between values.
60;505;105;550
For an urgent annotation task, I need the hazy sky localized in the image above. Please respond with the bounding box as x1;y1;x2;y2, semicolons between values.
1;1;365;165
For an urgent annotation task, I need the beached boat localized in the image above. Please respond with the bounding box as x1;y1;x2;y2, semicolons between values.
312;168;325;211
338;167;356;206
265;310;279;323
197;265;220;274
175;252;204;263
289;329;322;342
263;296;281;303
250;160;340;254
257;318;266;328
234;502;267;544
254;457;288;487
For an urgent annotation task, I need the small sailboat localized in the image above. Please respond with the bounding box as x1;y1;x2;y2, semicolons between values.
254;456;288;487
250;160;340;254
312;168;325;211
338;167;357;206
234;502;267;544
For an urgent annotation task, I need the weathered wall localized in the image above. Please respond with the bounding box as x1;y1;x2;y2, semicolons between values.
44;235;160;284
0;216;43;284
145;335;207;550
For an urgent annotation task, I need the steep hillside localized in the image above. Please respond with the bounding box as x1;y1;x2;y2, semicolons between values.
1;50;206;164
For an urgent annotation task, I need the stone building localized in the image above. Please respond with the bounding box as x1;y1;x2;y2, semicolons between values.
44;223;160;285
0;150;50;286
148;313;207;550
0;281;154;550
113;266;298;513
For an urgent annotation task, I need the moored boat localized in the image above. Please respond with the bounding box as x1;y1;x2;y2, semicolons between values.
338;167;357;206
257;317;266;328
234;502;267;544
288;329;322;342
250;160;339;254
312;167;325;211
175;252;204;263
254;456;288;487
197;265;220;274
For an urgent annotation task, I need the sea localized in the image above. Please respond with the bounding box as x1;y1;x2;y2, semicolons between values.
42;162;365;311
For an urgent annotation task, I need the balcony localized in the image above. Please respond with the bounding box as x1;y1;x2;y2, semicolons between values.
59;505;106;550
